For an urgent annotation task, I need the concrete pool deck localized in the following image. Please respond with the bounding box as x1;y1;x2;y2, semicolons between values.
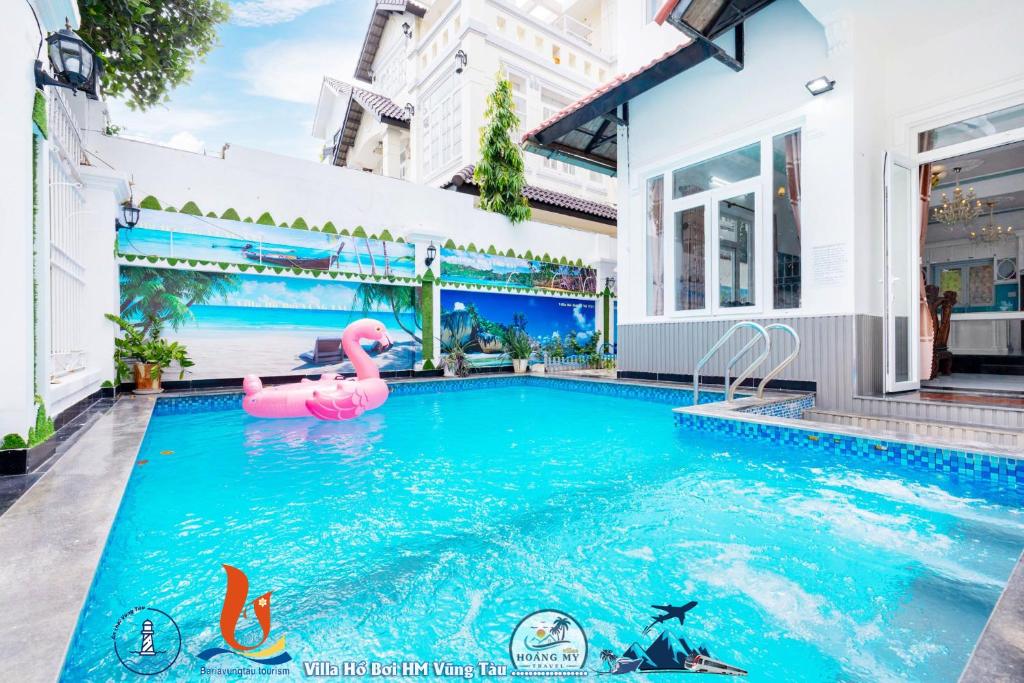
0;375;1020;681
0;396;155;683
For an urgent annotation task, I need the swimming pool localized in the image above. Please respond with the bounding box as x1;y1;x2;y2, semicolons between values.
61;380;1024;681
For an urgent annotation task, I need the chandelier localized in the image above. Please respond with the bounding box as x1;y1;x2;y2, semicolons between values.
932;167;982;229
969;201;1015;243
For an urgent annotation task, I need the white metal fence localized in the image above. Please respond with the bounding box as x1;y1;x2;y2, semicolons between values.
46;88;87;379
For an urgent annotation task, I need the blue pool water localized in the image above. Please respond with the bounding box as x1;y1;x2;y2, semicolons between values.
62;385;1024;681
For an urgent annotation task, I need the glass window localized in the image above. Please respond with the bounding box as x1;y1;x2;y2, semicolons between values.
672;143;760;199
919;102;1024;152
646;176;664;316
772;130;801;308
422;73;462;175
674;206;706;311
542;91;576;176
718;193;755;308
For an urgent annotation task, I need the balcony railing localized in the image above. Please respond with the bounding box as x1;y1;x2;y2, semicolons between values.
559;15;593;46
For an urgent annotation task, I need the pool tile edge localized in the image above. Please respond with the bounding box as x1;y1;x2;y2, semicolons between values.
0;396;156;683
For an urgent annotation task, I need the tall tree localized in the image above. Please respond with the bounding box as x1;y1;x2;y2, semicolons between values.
78;0;230;110
475;78;532;224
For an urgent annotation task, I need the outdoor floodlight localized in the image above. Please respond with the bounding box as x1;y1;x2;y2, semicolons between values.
805;76;836;96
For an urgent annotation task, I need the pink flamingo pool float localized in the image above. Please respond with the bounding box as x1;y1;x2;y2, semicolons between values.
242;318;392;421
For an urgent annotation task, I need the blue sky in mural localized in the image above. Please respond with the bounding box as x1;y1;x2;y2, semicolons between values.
211;272;369;309
442;291;596;343
106;1;375;160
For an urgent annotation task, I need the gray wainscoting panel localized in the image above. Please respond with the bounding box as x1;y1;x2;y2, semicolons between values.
618;315;858;410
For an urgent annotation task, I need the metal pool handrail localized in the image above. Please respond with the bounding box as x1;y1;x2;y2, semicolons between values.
756;323;801;399
692;321;770;405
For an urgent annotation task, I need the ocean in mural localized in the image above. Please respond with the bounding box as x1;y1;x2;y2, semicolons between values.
440;290;597;367
118;265;421;379
440;247;597;294
119;209;416;277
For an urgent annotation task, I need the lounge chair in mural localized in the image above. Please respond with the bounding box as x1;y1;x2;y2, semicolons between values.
300;336;344;365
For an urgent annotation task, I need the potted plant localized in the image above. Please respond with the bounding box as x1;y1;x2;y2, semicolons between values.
441;338;473;378
106;314;194;393
502;326;533;374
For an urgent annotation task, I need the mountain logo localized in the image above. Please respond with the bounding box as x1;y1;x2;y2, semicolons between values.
596;601;747;676
509;609;588;674
196;564;292;665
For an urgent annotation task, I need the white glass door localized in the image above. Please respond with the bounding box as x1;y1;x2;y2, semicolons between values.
884;152;919;392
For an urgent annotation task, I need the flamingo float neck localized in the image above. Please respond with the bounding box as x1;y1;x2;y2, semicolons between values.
342;325;380;379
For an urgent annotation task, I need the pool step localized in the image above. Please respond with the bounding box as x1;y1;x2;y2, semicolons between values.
803;408;1024;451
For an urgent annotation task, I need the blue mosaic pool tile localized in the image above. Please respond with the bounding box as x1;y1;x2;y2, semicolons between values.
153;392;241;415
153;376;730;415
674;412;1022;487
738;395;815;419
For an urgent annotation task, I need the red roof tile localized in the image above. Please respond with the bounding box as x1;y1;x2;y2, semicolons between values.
443;165;616;222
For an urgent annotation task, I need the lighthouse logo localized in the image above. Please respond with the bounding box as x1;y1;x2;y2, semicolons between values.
112;606;182;675
196;564;292;665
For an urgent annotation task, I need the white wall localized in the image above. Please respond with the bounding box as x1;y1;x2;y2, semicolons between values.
614;0;690;73
0;0;79;438
617;0;1024;329
88;134;616;266
618;0;851;324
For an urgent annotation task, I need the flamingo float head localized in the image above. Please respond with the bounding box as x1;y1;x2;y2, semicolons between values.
345;318;393;351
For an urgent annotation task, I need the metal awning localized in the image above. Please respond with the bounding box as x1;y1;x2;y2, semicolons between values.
522;0;777;176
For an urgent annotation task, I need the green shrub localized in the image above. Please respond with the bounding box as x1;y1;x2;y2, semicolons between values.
352;226;367;238
139;195;162;210
291;217;309;229
1;433;27;450
27;395;54;447
256;212;275;225
322;221;337;234
221;208;240;221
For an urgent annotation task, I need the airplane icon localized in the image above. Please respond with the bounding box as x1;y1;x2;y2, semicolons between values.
642;601;699;636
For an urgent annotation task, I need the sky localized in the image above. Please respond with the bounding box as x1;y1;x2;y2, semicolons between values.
107;0;376;161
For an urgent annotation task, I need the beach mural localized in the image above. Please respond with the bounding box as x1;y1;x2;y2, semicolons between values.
440;290;597;367
440;247;597;294
118;265;422;379
119;209;416;277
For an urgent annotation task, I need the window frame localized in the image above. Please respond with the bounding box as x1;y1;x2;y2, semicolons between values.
642;124;802;322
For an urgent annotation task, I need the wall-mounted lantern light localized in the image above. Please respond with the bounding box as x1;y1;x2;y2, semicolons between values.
425;242;437;267
402;21;413;39
116;198;140;231
454;50;468;75
405;102;415;117
605;276;616;294
35;24;101;99
805;75;835;96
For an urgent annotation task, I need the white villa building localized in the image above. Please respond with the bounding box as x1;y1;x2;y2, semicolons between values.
311;0;619;224
526;0;1024;432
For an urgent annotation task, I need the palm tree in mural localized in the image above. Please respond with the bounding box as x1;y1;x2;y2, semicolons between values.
600;650;618;670
119;268;240;335
363;237;378;276
354;283;421;344
550;617;572;641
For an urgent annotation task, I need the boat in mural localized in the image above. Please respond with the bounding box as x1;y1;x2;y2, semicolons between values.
241;243;341;270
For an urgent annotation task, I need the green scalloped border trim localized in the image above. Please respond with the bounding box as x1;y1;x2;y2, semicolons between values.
133;200;590;269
